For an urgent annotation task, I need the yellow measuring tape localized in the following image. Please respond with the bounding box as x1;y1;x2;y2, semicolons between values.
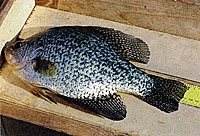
180;84;200;107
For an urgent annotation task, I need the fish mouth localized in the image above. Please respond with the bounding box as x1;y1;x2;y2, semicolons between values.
4;46;28;70
4;47;17;64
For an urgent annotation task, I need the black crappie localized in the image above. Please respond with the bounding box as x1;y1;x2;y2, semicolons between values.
3;26;188;120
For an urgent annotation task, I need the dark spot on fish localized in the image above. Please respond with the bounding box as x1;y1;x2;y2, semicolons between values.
34;59;57;77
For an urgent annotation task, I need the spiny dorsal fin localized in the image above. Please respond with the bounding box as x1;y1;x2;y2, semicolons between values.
63;26;150;64
64;93;127;121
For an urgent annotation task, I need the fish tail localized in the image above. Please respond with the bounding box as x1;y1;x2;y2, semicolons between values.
142;75;189;113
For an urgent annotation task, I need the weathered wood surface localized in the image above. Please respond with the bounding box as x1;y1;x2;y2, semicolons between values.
35;0;58;9
0;0;14;26
1;115;69;136
178;0;200;5
37;0;200;7
20;6;200;82
0;63;129;136
0;62;200;136
36;0;200;40
1;99;127;136
0;6;200;136
0;0;35;52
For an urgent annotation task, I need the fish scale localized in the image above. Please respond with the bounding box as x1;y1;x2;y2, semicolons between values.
3;26;189;120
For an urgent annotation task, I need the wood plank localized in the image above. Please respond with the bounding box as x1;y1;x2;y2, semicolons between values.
52;0;200;41
0;63;130;136
0;0;35;52
1;100;128;136
1;115;69;136
0;0;15;26
140;68;200;87
0;62;199;136
178;0;200;5
35;0;58;9
19;6;200;82
0;6;200;136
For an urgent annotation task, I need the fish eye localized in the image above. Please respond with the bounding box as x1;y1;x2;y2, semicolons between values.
14;41;22;49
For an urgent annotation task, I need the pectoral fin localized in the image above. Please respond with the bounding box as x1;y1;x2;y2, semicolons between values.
31;87;57;104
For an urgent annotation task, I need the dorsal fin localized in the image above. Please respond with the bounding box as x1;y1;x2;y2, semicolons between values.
88;26;150;63
61;26;150;64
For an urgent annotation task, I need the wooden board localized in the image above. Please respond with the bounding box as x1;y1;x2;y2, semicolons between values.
178;0;200;5
0;0;35;52
1;115;69;136
0;0;15;26
0;62;130;136
36;0;200;41
0;63;200;136
19;6;200;83
1;100;127;136
0;6;200;136
35;0;58;8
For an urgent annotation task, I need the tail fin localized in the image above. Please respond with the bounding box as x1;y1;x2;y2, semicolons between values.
142;75;189;113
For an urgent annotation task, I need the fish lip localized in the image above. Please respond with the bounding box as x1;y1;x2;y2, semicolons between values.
4;45;29;70
4;47;20;67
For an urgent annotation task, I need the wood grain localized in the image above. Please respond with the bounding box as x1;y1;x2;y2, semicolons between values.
0;62;130;136
54;0;200;40
1;61;199;136
0;0;35;53
19;6;200;82
139;67;200;87
35;0;58;8
0;0;15;26
1;100;128;136
178;0;200;5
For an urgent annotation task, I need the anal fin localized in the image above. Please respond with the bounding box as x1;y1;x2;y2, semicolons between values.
63;93;127;121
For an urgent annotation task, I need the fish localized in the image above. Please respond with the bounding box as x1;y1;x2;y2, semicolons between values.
3;26;189;120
